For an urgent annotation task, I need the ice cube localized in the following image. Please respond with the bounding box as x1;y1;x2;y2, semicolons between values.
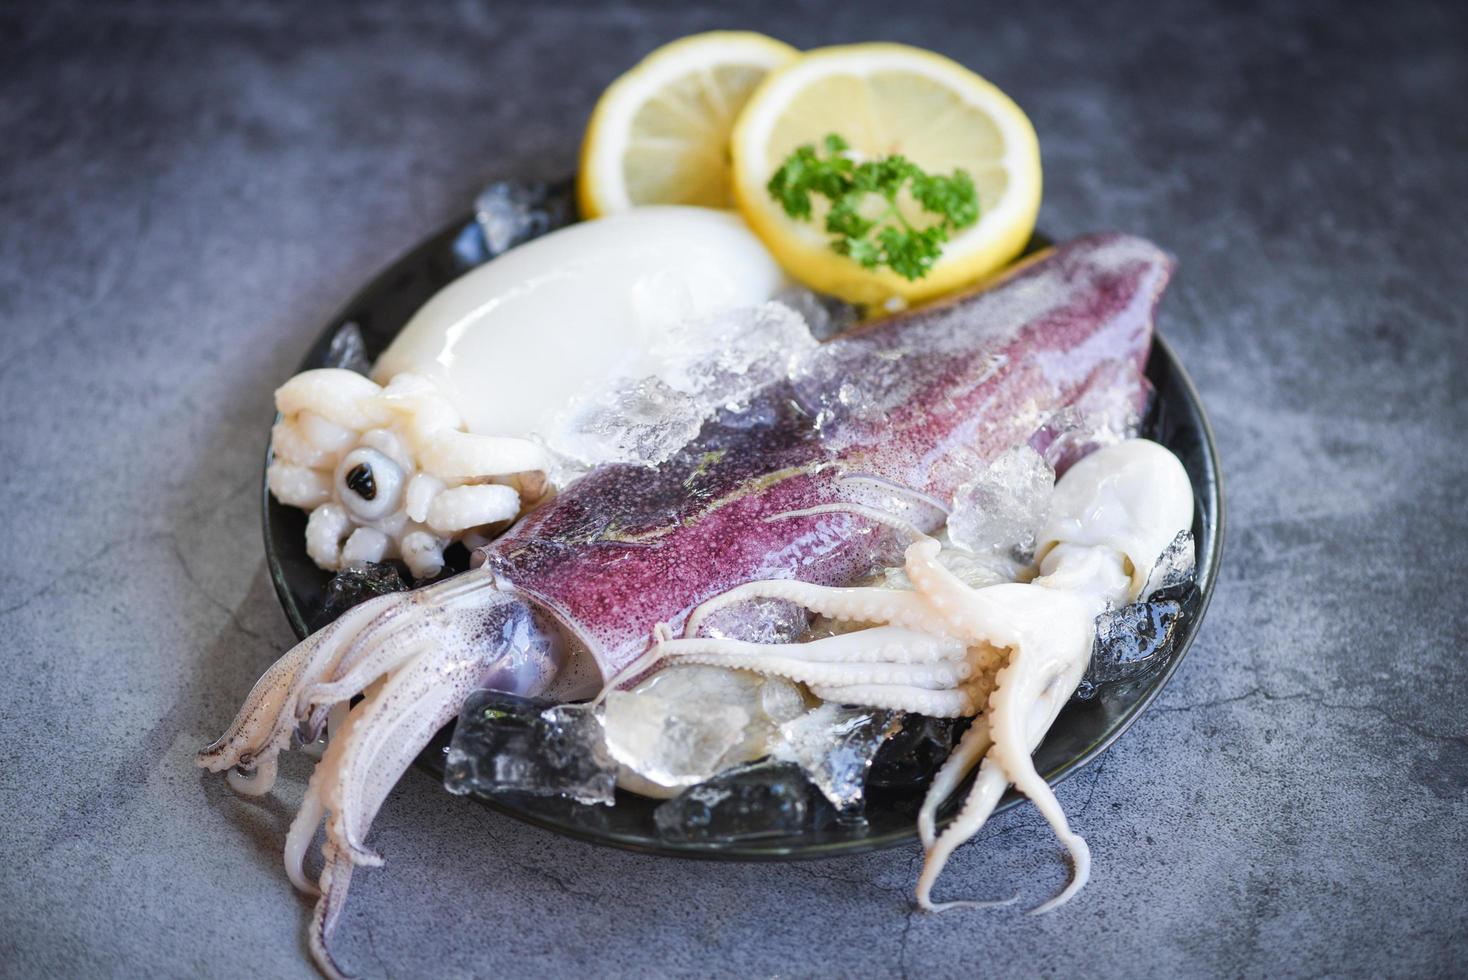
1144;529;1196;598
773;704;901;811
444;691;616;805
548;303;817;468
310;560;409;630
760;676;809;725
787;344;854;434
947;445;1055;566
867;714;968;790
656;302;818;412
786;341;902;441
450;180;574;269
475;179;575;257
602;674;754;788
653;761;812;842
324;321;373;377
1035;360;1148;473
603;666;812;794
1075;585;1197;698
551;376;705;467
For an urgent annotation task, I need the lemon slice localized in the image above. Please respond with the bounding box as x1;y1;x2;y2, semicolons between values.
578;31;799;217
731;43;1042;305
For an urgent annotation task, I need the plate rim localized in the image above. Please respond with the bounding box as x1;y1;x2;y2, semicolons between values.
260;214;1225;861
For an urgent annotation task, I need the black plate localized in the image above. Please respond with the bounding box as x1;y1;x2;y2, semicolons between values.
263;205;1223;860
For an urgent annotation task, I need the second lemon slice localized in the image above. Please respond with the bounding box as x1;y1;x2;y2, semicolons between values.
731;43;1043;305
578;31;799;217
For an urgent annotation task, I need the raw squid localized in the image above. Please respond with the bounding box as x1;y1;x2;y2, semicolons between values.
649;438;1193;909
201;232;1179;978
266;206;789;577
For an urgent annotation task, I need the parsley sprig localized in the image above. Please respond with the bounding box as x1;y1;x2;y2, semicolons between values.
766;134;980;281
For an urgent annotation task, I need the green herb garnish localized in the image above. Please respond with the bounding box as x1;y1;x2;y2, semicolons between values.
766;133;979;281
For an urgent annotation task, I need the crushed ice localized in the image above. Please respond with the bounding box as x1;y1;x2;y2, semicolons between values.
774;285;860;341
1035;360;1148;472
450;178;576;269
548;302;818;468
310;560;408;631
946;445;1055;567
772;704;902;811
867;714;967;789
446;668;906;822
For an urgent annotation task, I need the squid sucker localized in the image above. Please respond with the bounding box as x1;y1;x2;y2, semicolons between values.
200;233;1181;979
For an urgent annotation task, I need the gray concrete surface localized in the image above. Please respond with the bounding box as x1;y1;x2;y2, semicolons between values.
3;2;1465;977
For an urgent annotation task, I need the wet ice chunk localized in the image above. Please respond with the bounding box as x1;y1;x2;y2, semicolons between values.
549;302;817;467
552;377;704;467
1075;585;1196;698
786;341;905;442
1076;530;1198;698
654;302;818;411
475;179;575;257
878;532;1011;593
324;321;373;377
602;691;748;788
653;761;812;842
311;560;408;630
1035;361;1148;472
867;714;967;790
451;180;574;269
1144;530;1196;598
602;668;755;788
773;704;901;810
947;445;1055;565
444;691;616;805
760;676;808;725
603;667;810;792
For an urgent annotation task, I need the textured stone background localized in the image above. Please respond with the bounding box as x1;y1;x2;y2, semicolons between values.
2;1;1465;977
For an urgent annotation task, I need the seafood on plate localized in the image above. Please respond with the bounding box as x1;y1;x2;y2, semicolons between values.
202;230;1193;978
265;206;790;578
646;438;1192;910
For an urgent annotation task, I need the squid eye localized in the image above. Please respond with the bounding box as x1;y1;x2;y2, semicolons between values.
336;448;403;520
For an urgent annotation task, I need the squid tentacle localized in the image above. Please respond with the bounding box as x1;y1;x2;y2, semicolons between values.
202;578;566;980
917;717;994;849
901;538;1012;645
915;756;1018;912
288;605;558;978
297;640;431;738
308;839;357;980
196;591;408;788
683;580;944;638
806;682;986;717
983;653;1092;914
667;625;967;665
664;647;965;691
296;573;493;737
324;659;471;863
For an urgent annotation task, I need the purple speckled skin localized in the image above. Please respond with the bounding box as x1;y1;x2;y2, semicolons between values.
482;234;1175;679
